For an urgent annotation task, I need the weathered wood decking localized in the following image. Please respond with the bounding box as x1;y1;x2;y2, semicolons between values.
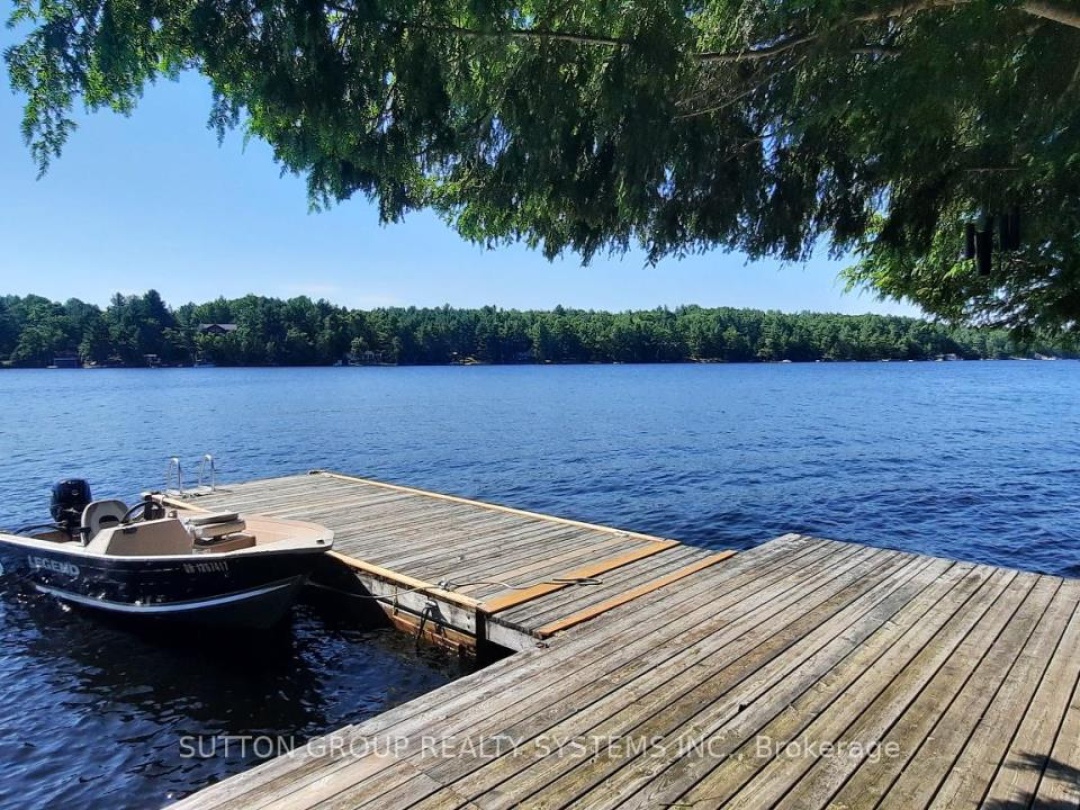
177;472;733;652
172;474;1080;809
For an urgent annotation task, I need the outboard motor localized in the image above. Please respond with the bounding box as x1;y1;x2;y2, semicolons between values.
50;479;92;536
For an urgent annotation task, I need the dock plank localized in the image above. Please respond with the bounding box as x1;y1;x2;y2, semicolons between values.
666;563;1012;809
165;473;1080;810
254;543;872;810
926;576;1075;810
415;548;910;810
169;536;824;810
784;572;1058;810
497;545;711;628
533;551;737;638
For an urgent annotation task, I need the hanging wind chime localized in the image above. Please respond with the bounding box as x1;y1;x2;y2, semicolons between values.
964;208;1021;276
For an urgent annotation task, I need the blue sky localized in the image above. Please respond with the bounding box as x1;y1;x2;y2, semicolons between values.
0;26;920;316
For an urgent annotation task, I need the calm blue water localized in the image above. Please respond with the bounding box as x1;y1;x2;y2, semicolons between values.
0;362;1078;808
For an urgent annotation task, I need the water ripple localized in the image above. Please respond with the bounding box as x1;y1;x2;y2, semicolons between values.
0;361;1077;807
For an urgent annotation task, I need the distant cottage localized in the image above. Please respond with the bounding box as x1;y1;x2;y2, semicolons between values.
50;355;80;369
348;350;385;365
198;323;238;335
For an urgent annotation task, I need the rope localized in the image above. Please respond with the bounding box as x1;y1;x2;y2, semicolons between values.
415;599;441;646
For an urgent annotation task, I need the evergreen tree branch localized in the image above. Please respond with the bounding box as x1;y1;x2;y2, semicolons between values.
325;0;1078;67
323;8;635;48
699;0;1079;64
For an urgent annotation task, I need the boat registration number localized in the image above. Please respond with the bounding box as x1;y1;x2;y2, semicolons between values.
182;561;230;574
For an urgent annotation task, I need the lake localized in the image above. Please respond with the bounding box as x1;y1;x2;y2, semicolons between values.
0;361;1077;808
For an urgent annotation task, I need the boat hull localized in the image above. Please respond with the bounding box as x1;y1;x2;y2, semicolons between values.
0;542;323;629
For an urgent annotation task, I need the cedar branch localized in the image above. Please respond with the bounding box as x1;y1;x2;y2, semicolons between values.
326;0;1080;65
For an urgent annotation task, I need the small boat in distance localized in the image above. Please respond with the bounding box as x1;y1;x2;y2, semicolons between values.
0;480;333;629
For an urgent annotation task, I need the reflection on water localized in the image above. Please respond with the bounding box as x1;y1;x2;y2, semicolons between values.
1;361;1078;808
0;573;459;809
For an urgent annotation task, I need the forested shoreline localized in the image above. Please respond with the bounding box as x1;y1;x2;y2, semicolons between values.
0;291;1072;369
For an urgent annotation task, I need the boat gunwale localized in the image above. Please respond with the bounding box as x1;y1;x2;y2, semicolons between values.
0;528;333;563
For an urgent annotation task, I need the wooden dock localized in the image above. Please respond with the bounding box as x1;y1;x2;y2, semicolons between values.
170;473;1080;809
174;471;734;653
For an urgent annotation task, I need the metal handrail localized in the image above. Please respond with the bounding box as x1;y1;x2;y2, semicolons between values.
166;454;218;497
166;456;183;496
197;454;216;492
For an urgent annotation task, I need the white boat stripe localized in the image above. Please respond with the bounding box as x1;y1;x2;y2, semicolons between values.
34;579;300;614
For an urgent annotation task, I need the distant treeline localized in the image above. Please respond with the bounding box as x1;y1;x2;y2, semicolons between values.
0;291;1072;368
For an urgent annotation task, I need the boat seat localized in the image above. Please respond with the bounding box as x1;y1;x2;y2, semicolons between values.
192;532;257;553
190;517;247;541
81;500;128;541
187;512;240;527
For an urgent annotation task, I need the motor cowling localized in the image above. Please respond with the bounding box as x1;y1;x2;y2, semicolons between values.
50;479;92;535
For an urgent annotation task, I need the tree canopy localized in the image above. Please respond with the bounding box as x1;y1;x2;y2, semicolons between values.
5;0;1080;334
0;290;1068;368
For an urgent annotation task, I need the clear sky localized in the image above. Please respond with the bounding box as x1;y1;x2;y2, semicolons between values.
0;26;920;317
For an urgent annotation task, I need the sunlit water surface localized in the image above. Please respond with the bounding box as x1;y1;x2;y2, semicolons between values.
0;362;1077;808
